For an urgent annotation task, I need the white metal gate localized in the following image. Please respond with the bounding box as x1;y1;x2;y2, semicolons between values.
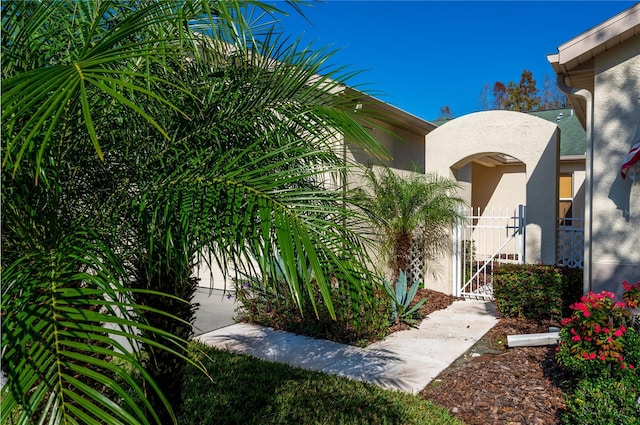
453;205;526;299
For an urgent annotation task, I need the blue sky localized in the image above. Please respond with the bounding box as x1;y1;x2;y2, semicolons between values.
276;1;637;121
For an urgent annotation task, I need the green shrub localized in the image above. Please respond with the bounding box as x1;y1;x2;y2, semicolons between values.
235;262;392;346
624;327;640;368
557;288;640;425
492;264;583;321
562;374;640;425
493;264;561;321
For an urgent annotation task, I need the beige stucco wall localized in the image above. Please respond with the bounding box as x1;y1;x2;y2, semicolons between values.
425;110;560;294
590;40;640;296
471;162;526;213
349;121;427;173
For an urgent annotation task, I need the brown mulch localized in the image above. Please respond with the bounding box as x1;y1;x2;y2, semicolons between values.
419;317;571;425
393;289;570;424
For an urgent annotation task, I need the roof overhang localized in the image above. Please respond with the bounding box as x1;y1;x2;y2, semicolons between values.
345;87;437;134
547;3;640;128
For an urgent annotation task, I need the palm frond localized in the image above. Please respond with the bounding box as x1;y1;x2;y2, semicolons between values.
1;228;205;425
360;166;467;274
136;140;376;319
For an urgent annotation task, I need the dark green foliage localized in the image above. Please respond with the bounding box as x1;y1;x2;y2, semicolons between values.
559;266;584;318
131;255;200;424
562;374;640;425
493;264;583;322
235;266;392;346
2;1;390;423
0;225;186;425
624;327;640;369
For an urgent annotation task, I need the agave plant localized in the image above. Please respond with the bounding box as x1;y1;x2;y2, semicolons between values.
383;271;428;325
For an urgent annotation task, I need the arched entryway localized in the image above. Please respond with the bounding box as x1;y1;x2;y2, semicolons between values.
424;110;560;295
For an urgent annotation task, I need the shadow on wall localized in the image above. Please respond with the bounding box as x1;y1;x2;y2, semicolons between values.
601;63;640;221
574;180;586;215
592;54;640;296
609;173;638;222
592;262;640;297
470;161;526;216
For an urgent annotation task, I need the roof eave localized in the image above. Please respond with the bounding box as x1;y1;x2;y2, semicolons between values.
547;3;640;130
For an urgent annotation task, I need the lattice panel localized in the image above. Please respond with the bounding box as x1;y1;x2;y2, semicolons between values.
407;242;424;286
557;226;584;269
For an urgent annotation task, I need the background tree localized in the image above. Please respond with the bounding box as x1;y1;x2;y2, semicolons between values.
480;70;546;112
502;69;540;111
540;74;569;110
360;167;466;284
2;1;387;423
493;81;508;110
437;105;454;120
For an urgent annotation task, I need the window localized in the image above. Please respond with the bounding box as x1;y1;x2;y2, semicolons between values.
559;173;573;222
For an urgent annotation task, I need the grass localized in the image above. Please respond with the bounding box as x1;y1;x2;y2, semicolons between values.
178;343;463;425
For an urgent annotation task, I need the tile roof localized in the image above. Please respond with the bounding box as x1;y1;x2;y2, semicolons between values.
527;108;585;156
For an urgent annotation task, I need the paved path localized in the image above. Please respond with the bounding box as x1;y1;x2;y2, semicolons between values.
196;299;498;394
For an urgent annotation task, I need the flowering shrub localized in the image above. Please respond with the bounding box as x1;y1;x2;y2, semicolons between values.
558;283;640;424
557;291;634;376
623;280;640;309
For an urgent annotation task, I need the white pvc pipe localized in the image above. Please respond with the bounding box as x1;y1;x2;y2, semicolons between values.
507;332;560;347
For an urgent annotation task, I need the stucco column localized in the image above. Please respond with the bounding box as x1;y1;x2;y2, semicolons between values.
523;130;559;264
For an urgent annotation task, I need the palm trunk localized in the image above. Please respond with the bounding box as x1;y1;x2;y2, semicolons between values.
132;259;199;424
392;231;413;284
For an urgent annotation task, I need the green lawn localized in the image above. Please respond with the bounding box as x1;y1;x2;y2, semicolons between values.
178;343;463;425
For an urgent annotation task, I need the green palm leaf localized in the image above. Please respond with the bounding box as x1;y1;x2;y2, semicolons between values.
361;166;467;277
1;229;205;425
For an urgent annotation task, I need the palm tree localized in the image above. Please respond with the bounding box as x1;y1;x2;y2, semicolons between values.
361;166;466;283
2;1;388;423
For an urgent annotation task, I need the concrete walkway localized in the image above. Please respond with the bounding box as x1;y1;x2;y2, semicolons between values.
196;298;498;394
192;287;238;336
